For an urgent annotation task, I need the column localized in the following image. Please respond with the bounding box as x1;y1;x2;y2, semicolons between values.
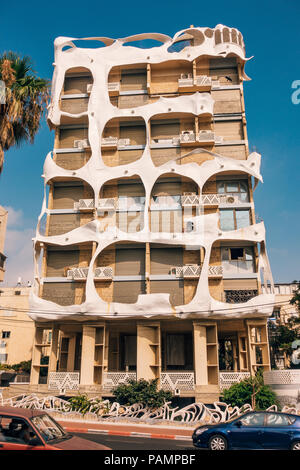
48;327;59;373
80;326;95;385
137;322;160;382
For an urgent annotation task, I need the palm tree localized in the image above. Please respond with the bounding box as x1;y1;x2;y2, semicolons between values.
0;52;49;172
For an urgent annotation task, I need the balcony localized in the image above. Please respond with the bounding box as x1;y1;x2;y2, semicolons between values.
66;267;113;281
73;139;90;150
98;198;117;212
101;136;118;149
108;82;120;96
225;290;258;303
208;265;223;278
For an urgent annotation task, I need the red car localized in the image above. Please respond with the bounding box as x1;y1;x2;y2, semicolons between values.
0;406;110;450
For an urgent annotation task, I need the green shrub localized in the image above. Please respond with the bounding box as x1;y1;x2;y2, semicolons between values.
221;370;280;410
113;379;172;409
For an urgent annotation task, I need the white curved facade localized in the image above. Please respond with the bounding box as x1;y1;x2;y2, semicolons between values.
28;25;275;401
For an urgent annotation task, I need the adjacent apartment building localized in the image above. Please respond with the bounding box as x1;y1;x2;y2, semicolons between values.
26;25;275;401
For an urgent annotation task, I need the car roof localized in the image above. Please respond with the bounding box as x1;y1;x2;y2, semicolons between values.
0;406;45;419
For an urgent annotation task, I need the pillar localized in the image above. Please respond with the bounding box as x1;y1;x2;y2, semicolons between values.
80;326;95;385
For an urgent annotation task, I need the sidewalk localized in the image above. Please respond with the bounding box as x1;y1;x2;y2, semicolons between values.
57;418;195;441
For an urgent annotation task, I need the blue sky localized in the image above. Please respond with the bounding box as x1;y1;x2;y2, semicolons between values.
0;0;299;285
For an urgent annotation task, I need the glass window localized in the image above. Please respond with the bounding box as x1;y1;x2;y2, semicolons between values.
31;414;67;442
240;413;265;427
0;416;39;445
220;210;235;231
236;210;250;229
265;413;294;426
226;182;239;193
217;182;225;194
1;331;10;339
230;248;244;260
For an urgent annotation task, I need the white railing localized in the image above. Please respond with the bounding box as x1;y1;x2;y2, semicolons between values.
74;199;95;211
118;138;131;148
48;372;80;392
102;372;137;391
94;266;113;280
67;267;113;281
181;193;200;206
194;75;212;87
208;265;224;277
73;139;90;149
171;265;201;279
200;194;239;206
180;131;196;144
160;372;195;391
178;77;193;87
101;136;118;147
219;372;251;391
197;130;216;142
264;370;300;385
98;198;117;211
108;82;120;93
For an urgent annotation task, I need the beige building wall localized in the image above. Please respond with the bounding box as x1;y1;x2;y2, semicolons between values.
0;287;34;365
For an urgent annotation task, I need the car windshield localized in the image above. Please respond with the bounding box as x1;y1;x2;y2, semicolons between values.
31;414;68;442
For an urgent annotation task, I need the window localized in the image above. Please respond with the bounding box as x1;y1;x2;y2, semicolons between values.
265;413;295;426
2;331;10;339
221;247;255;274
0;416;39;445
219;209;251;231
0;354;7;363
240;413;265;427
217;180;249;202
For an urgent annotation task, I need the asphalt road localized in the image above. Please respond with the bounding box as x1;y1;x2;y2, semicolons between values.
73;432;194;451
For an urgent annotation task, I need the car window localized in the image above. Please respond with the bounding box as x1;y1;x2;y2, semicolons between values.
0;415;39;445
265;413;294;426
31;414;67;442
240;413;265;427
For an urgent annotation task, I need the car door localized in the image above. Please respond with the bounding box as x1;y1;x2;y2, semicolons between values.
228;413;266;449
261;413;295;450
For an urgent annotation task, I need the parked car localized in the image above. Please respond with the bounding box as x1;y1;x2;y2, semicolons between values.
0;406;110;450
192;411;300;450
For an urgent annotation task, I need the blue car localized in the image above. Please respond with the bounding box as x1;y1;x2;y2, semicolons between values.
192;411;300;450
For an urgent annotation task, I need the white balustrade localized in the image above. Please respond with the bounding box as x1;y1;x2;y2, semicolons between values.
74;199;95;211
48;372;80;391
102;372;137;391
219;371;251;391
160;372;195;391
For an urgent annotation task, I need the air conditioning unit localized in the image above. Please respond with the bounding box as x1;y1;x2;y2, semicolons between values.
86;84;93;93
180;73;192;79
0;341;6;348
226;195;237;204
73;139;89;149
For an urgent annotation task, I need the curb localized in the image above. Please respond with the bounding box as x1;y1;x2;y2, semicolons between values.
63;427;192;441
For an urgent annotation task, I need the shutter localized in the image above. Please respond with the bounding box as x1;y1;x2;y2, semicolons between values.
52;185;84;209
113;280;146;303
115;248;145;276
59;128;88;148
223;279;258;290
119;124;146;145
214;121;244;141
151;122;180;139
64;76;91;94
47;214;80;236
46;250;79;277
121;71;147;91
150;280;184;306
151;248;183;274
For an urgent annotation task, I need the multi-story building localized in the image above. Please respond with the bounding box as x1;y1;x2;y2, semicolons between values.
26;25;275;401
0;287;34;365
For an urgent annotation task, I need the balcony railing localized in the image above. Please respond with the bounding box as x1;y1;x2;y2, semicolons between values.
108;82;120;95
98;198;117;211
66;267;113;281
178;75;214;91
224;290;258;303
208;265;224;278
171;264;201;279
48;372;80;391
160;371;195;391
102;372;137;391
219;371;251;391
74;199;95;211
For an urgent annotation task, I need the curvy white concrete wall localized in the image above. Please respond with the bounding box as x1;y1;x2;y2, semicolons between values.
30;25;274;322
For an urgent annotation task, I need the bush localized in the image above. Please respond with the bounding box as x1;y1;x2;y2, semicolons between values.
221;370;280;410
113;379;172;409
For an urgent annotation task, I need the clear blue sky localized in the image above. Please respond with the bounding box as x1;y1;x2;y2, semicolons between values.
0;0;299;285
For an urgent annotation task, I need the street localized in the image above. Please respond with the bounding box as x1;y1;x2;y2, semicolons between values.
73;432;194;451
